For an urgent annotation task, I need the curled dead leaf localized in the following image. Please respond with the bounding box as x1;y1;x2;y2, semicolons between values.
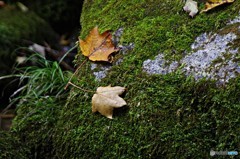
201;0;235;13
92;86;126;119
79;26;119;62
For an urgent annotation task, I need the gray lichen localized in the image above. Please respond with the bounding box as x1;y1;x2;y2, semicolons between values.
182;32;239;82
228;11;240;25
91;63;111;81
143;54;178;75
143;31;239;83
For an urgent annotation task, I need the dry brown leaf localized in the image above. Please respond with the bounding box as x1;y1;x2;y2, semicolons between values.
201;0;235;13
79;26;119;62
92;86;126;119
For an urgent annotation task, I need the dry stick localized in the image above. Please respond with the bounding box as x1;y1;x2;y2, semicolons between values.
64;58;88;90
69;82;123;104
64;32;111;90
68;82;95;93
0;114;15;118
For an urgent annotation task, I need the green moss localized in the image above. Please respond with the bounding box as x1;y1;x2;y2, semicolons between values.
11;97;64;159
80;0;240;62
0;130;29;159
11;0;240;158
51;71;240;158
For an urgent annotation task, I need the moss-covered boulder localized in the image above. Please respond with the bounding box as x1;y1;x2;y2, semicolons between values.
11;97;64;158
12;0;240;158
0;6;58;107
0;6;57;74
13;0;84;33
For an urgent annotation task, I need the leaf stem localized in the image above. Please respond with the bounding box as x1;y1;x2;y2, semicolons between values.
68;82;95;93
64;58;88;90
65;29;113;90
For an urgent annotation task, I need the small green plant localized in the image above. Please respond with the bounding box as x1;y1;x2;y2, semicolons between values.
0;52;71;112
18;54;69;97
0;52;71;158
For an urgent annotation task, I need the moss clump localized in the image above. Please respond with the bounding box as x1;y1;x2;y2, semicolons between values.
12;0;240;158
0;6;57;60
0;6;58;72
80;0;240;62
8;57;70;158
11;97;64;159
52;72;240;158
13;0;84;33
0;130;29;159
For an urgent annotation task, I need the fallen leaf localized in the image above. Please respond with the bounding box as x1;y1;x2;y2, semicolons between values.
92;86;126;119
201;0;235;13
79;26;119;62
183;0;198;18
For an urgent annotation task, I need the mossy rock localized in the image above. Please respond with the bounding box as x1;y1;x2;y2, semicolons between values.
0;130;28;159
0;6;58;71
11;97;64;158
0;6;58;107
12;0;84;33
1;7;58;49
12;0;240;158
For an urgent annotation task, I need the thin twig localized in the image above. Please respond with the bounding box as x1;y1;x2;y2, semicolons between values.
68;82;95;93
64;58;88;90
0;114;15;118
68;82;125;104
64;31;112;90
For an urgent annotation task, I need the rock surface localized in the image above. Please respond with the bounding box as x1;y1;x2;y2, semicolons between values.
228;11;240;24
143;22;240;83
9;1;240;159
